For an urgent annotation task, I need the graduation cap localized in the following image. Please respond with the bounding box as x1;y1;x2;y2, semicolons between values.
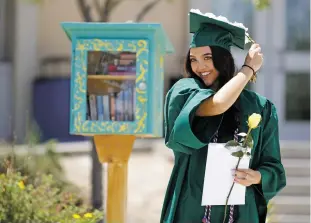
189;9;253;51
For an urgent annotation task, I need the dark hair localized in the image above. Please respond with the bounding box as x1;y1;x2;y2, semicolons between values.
184;46;237;90
184;46;240;134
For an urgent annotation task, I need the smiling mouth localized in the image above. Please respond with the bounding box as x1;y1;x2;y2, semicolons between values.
201;72;211;77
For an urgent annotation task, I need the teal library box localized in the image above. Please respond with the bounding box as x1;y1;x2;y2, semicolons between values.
61;22;174;137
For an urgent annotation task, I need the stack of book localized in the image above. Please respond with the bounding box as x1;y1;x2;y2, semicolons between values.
86;51;138;121
86;81;136;121
88;51;136;76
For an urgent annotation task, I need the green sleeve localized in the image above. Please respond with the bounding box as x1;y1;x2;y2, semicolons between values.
255;101;286;202
164;78;223;154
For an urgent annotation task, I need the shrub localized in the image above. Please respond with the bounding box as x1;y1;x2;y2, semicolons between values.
0;165;103;223
0;123;103;222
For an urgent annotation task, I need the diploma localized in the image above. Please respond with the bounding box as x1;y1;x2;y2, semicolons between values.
201;143;250;206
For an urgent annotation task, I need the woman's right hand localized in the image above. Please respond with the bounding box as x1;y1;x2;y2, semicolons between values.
244;43;263;72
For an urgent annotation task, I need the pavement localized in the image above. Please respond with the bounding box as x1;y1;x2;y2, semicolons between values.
59;139;174;223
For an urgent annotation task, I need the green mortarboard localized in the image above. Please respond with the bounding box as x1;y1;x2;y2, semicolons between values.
189;9;250;51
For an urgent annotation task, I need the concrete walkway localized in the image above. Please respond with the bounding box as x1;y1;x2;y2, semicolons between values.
60;139;174;223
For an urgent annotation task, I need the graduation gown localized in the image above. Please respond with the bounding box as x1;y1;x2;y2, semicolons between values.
160;78;286;223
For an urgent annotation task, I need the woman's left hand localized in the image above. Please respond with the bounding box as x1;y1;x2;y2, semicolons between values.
233;169;261;186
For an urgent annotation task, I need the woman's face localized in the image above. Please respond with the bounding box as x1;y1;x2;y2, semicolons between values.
189;46;219;87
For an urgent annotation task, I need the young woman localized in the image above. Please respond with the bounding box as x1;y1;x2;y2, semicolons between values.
160;10;286;223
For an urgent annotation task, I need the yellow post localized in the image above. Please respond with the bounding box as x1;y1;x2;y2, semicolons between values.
94;135;136;223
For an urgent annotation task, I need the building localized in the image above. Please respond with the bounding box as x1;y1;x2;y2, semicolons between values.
190;0;310;142
0;0;309;143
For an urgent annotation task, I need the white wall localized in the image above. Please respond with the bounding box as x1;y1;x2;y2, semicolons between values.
188;0;310;141
37;0;188;92
13;0;39;143
12;0;189;142
0;62;12;140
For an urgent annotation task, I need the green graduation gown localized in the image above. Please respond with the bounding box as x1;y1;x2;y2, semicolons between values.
160;78;286;223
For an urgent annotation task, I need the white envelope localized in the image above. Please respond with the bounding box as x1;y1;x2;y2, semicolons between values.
201;143;250;206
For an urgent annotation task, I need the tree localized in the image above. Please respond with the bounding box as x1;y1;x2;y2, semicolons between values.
75;0;270;23
76;0;171;22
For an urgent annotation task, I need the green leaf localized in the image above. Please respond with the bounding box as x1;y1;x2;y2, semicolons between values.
253;0;271;10
245;134;254;149
231;151;244;158
225;140;240;149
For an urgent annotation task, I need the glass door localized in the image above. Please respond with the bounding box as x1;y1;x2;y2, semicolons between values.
86;50;137;122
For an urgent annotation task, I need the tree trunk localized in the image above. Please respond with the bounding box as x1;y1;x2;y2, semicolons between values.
91;139;104;223
76;0;93;22
75;2;104;220
135;0;161;22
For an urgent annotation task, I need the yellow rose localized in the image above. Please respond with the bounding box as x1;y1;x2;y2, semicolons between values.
72;214;81;219
248;113;262;129
84;213;93;218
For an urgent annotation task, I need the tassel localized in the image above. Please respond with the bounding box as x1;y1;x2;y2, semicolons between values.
228;205;234;223
202;130;238;223
202;205;212;223
207;205;211;223
234;128;239;142
202;205;209;223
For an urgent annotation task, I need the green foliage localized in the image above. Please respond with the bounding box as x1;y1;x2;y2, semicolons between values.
225;132;253;158
224;140;240;148
253;0;270;10
0;122;103;222
231;151;244;158
244;134;254;149
24;0;43;4
0;126;73;193
0;171;103;223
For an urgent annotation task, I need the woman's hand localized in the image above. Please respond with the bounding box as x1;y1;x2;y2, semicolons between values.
244;43;264;72
233;169;261;187
195;44;264;117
